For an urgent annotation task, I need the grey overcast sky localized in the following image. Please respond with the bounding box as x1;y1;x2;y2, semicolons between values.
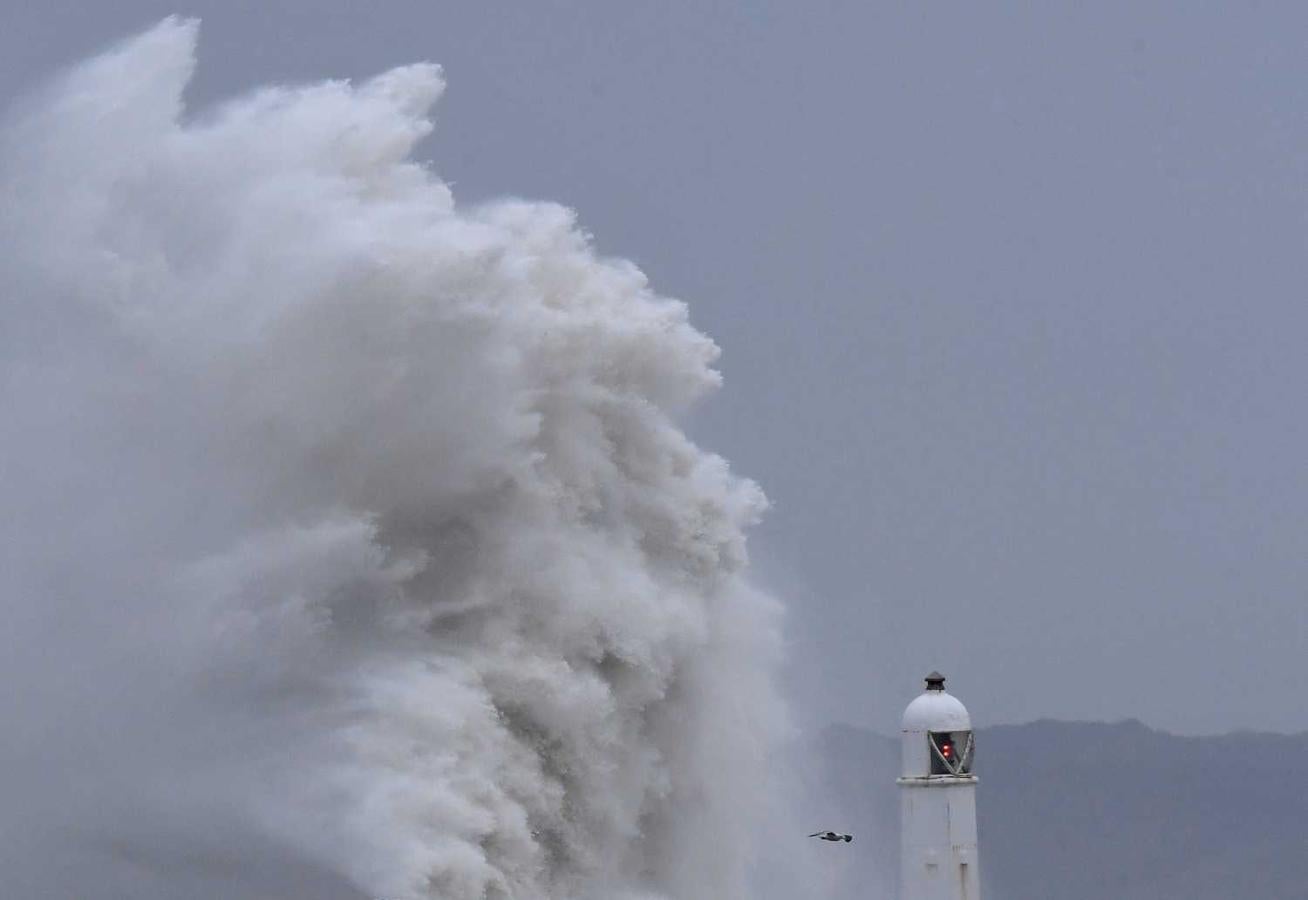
3;1;1304;736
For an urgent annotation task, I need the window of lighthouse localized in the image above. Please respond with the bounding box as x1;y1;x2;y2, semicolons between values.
929;730;974;775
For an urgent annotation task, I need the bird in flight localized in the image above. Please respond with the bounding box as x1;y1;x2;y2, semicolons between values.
809;831;853;842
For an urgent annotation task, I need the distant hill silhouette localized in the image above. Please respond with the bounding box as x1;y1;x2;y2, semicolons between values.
814;719;1308;900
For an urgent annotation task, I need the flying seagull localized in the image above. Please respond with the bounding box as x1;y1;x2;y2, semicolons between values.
809;831;853;842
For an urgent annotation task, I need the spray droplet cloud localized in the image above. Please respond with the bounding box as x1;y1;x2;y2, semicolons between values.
0;18;789;900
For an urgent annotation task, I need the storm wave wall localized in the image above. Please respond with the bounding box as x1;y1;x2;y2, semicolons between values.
0;19;792;900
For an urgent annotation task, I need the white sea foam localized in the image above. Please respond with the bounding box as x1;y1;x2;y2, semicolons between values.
0;18;792;899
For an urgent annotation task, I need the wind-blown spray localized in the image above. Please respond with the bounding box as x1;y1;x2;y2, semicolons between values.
0;19;790;900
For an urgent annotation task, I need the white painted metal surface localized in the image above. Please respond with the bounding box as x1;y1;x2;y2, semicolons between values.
898;674;981;900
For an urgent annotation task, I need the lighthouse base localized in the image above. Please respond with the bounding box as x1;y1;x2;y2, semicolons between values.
898;776;979;900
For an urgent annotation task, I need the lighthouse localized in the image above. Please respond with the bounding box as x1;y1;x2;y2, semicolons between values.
898;672;980;900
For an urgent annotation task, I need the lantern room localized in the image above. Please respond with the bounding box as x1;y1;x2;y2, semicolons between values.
900;671;975;779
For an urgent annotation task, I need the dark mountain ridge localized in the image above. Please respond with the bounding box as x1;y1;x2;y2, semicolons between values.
814;719;1308;900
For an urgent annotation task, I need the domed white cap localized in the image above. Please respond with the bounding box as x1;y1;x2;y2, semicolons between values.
901;671;971;733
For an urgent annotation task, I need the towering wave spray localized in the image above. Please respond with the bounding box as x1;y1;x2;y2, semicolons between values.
0;19;792;900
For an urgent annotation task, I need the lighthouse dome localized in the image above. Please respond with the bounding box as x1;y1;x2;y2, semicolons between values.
901;690;971;733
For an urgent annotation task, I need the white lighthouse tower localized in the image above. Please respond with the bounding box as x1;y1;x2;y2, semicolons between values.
898;672;980;900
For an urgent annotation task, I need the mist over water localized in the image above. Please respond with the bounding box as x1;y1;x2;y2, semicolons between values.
0;19;804;899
